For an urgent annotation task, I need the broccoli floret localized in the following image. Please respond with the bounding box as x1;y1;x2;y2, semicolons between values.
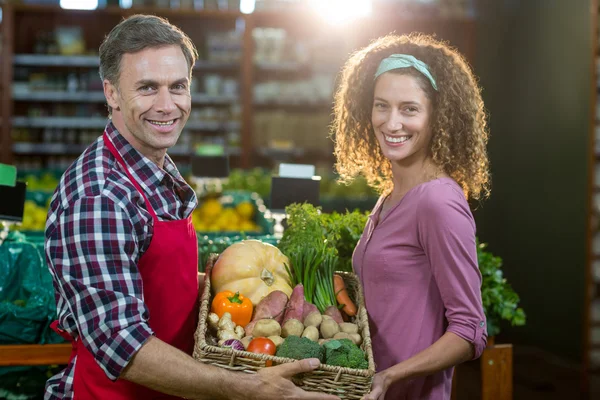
323;339;369;369
276;335;324;362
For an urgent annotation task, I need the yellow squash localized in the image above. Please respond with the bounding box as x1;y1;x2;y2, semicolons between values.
211;240;293;305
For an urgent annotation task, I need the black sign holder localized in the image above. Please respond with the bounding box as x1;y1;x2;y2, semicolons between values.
190;154;230;197
267;175;321;238
0;181;27;245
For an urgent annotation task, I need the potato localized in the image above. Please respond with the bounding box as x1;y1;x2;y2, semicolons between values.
301;326;319;342
303;311;323;328
349;333;363;346
268;335;284;347
320;319;340;339
333;332;352;341
339;323;359;334
282;319;304;338
322;315;333;322
318;338;333;345
241;336;253;349
302;302;319;321
252;319;281;338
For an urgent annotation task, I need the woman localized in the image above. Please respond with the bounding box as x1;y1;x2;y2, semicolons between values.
332;33;490;400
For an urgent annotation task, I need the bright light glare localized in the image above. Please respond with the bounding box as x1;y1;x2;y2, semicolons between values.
60;0;98;10
310;0;372;25
240;0;255;14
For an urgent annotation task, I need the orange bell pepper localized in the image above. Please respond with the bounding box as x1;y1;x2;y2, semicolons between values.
211;291;253;327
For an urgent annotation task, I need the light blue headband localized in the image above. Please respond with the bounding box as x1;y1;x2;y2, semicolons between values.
374;54;438;91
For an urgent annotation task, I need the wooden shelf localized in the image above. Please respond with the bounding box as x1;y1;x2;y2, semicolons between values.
12;90;238;105
13;143;88;155
0;343;71;366
12;4;243;19
13;116;108;129
254;100;332;109
13;90;106;102
13;54;239;71
11;117;239;131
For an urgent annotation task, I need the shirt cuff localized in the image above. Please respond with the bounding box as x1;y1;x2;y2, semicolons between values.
446;319;487;360
96;322;154;381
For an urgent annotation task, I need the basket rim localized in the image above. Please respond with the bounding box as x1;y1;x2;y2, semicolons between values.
194;253;376;377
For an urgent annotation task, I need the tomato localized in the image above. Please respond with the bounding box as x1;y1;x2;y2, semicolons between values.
247;337;276;367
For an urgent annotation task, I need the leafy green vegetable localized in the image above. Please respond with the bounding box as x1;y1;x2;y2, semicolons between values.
276;335;324;361
478;240;526;336
323;339;368;369
278;204;339;313
321;210;369;272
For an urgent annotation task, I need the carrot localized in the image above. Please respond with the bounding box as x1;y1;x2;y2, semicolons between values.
333;274;357;317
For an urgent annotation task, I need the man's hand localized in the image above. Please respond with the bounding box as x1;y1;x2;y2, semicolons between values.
250;358;340;400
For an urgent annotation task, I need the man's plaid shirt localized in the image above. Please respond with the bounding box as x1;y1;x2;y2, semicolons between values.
44;122;197;399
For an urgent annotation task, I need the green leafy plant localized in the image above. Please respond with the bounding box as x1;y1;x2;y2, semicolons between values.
321;210;370;272
477;240;526;336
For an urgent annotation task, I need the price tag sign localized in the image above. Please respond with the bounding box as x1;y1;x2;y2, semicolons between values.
0;163;17;187
0;181;27;223
190;155;230;179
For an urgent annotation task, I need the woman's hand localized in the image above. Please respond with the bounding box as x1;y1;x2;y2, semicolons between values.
362;370;392;400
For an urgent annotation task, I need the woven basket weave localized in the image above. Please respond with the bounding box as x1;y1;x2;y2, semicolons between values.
193;254;375;399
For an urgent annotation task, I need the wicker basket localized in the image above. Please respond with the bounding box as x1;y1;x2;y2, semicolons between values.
193;254;375;399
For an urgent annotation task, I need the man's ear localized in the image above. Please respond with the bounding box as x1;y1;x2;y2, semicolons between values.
103;79;120;111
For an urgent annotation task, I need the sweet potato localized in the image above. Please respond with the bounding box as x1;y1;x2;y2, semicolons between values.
282;284;304;325
324;305;344;324
252;290;289;323
302;302;319;321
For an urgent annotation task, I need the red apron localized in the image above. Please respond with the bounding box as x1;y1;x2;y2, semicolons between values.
51;132;199;399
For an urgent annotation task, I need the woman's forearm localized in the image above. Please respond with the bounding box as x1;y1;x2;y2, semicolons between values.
384;332;474;384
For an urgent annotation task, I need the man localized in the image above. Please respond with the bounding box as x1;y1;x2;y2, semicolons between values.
45;14;338;400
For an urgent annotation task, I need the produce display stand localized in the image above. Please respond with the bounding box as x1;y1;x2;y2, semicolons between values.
0;344;71;366
0;166;71;367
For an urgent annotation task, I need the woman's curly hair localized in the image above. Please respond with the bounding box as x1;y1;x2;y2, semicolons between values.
331;33;490;200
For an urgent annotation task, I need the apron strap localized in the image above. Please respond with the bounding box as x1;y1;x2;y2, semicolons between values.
103;132;158;220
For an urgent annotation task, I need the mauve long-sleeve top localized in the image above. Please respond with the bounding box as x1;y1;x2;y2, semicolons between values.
353;177;487;400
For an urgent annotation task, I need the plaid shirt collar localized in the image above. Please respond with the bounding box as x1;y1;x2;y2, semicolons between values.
105;121;185;195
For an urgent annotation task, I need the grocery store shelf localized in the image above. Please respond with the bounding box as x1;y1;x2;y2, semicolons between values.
13;116;108;128
13;54;238;70
253;99;331;108
13;91;106;102
186;120;241;131
14;143;242;156
256;146;305;157
194;61;239;71
11;3;243;19
14;54;100;67
12;116;108;128
13;142;88;155
169;146;241;156
255;61;306;72
12;117;240;131
12;91;238;104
